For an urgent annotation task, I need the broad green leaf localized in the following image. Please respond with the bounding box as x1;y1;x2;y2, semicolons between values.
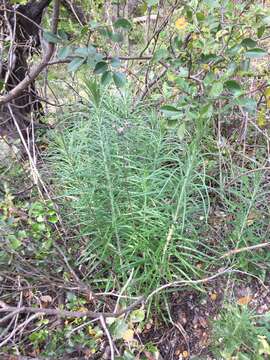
122;350;135;360
165;119;178;128
146;0;159;6
200;53;219;63
0;79;4;91
58;30;68;40
258;335;270;355
114;18;132;30
113;72;126;88
245;48;267;58
111;32;124;43
209;82;223;98
89;20;99;29
58;46;71;60
74;46;96;57
9;236;21;250
262;16;270;26
234;97;257;113
111;319;128;340
43;31;61;44
94;61;108;74
241;38;257;49
224;80;242;96
68;57;85;72
196;12;205;21
130;309;145;323
200;104;213;119
110;57;121;68
101;71;113;86
153;48;169;62
160;105;181;117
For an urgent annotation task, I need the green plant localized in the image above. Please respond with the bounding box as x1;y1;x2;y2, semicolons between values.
47;89;214;299
211;305;270;360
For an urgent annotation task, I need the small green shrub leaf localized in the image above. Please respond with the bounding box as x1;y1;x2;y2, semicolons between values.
209;82;223;98
113;72;126;88
58;46;71;59
43;31;61;44
111;319;128;339
94;61;108;74
241;38;257;49
146;0;159;6
101;71;113;86
160;105;181;117
130;309;145;323
224;80;242;96
68;57;85;72
114;18;132;30
245;48;267;58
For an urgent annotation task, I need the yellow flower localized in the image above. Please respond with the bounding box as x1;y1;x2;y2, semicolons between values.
175;17;188;30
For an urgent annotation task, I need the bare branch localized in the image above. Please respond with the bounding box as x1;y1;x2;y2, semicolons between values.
0;0;60;106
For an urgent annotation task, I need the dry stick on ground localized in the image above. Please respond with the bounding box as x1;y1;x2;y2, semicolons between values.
100;315;115;360
220;242;270;259
0;268;259;323
0;297;144;320
0;313;40;348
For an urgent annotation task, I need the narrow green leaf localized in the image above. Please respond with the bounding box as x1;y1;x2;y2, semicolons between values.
177;123;186;141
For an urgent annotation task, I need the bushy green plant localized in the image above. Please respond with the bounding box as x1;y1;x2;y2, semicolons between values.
47;88;214;297
211;306;270;360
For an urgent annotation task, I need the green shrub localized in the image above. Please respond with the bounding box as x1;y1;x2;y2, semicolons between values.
47;90;213;296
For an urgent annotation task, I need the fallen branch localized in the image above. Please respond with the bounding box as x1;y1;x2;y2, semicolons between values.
220;242;270;259
0;297;144;320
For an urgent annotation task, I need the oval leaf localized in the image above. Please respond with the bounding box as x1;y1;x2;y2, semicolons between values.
224;80;242;96
160;105;181;117
101;71;113;86
68;57;85;72
58;46;71;60
43;31;61;44
114;18;132;30
209;82;223;98
94;61;108;75
245;48;267;58
113;72;126;88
